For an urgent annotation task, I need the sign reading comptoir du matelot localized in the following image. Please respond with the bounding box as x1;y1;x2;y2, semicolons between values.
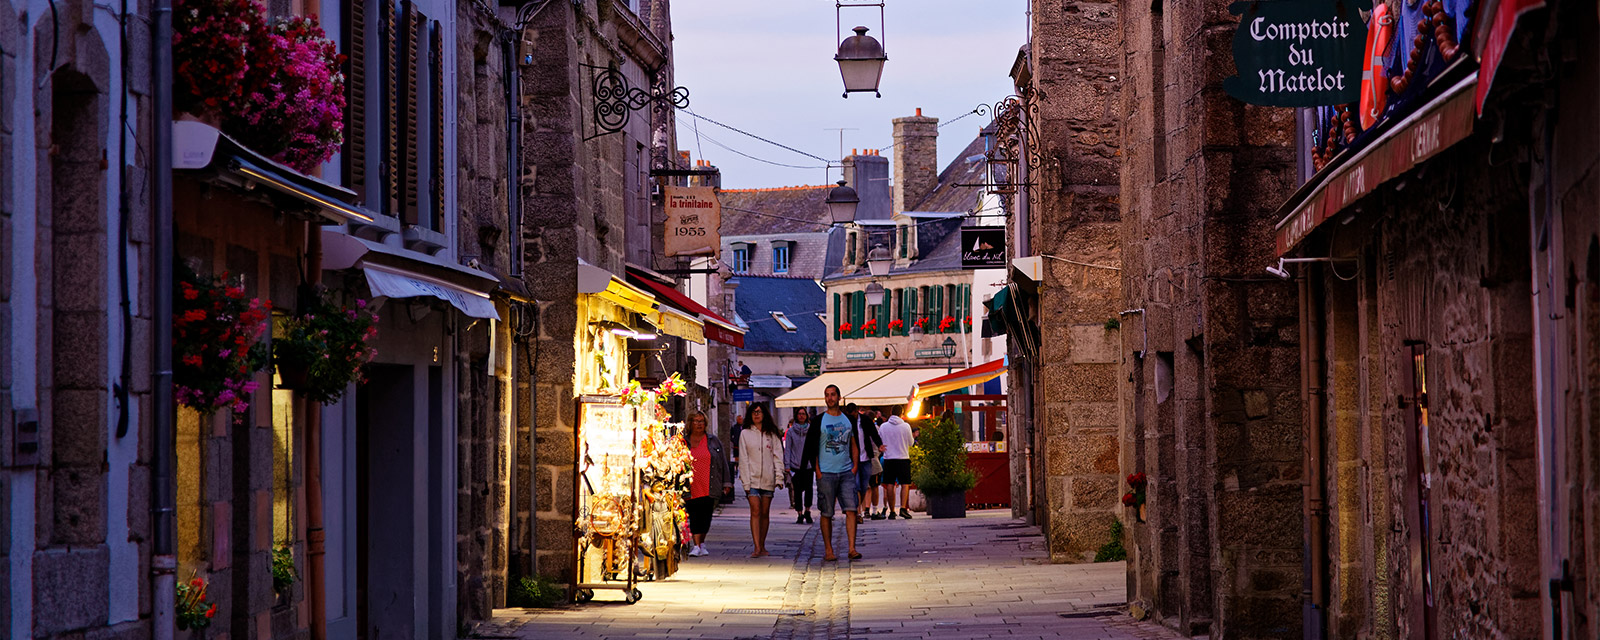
1223;0;1366;107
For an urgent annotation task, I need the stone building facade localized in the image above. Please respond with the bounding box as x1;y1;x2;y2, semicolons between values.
511;0;687;586
1;2;158;638
1114;0;1305;635
1278;2;1600;638
1010;0;1126;563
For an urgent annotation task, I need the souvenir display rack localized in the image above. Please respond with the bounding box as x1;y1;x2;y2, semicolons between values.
571;396;644;604
638;420;693;581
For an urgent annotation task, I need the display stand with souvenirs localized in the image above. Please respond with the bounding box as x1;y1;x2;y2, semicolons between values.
571;374;693;603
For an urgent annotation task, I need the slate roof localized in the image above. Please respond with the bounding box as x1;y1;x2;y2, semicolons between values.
909;133;988;215
718;185;834;235
731;275;828;354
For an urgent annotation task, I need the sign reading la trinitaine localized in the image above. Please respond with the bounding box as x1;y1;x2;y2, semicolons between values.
1223;0;1367;107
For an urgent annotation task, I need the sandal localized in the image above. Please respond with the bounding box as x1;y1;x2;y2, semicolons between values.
848;551;862;560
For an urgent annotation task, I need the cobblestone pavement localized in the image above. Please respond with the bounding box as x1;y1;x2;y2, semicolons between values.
470;489;1186;639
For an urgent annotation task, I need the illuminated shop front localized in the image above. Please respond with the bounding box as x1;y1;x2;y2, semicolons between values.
569;268;697;603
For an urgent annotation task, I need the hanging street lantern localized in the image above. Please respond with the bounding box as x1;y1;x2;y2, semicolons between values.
865;282;887;307
942;336;958;358
834;2;887;98
825;180;860;223
866;243;892;277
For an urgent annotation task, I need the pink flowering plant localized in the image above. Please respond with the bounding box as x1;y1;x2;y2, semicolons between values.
173;0;346;173
226;14;346;172
273;291;378;404
173;265;272;415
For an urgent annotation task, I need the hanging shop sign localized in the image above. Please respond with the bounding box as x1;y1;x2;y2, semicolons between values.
663;186;722;257
804;354;822;377
960;227;1007;269
1223;0;1367;106
731;387;754;402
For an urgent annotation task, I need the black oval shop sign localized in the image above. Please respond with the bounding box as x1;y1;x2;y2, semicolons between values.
1223;0;1367;107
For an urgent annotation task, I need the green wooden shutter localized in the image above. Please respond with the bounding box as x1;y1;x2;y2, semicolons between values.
854;293;866;338
833;292;841;340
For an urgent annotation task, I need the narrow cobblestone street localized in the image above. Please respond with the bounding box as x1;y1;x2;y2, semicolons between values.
473;489;1184;639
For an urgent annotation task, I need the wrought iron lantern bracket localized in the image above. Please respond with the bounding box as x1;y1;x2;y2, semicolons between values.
582;63;689;141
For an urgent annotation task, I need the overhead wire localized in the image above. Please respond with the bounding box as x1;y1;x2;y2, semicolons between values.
675;115;829;170
680;108;834;164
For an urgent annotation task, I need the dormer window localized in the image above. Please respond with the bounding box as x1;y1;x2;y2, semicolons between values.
846;231;858;266
898;225;909;258
732;243;752;273
772;241;793;274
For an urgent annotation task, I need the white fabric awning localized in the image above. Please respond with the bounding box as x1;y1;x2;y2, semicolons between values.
850;368;945;406
775;369;891;408
363;264;499;319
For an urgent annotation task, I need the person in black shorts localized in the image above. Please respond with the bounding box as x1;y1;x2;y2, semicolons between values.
876;405;916;519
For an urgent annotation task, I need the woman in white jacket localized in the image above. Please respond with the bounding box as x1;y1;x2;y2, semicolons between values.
737;402;786;557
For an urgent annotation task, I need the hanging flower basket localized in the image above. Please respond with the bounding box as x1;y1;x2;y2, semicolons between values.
911;317;930;332
226;14;346;172
174;265;272;415
888;318;905;334
174;0;346;173
273;292;379;404
860;318;879;335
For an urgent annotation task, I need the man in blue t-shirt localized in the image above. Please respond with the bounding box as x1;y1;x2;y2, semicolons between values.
801;384;861;561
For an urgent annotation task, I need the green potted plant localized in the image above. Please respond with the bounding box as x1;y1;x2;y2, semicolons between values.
910;415;978;518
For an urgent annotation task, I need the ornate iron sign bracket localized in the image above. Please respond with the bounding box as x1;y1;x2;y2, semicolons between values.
583;63;689;142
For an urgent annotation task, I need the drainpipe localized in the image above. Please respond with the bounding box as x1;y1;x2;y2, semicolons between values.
305;227;328;640
151;0;177;638
1299;264;1328;639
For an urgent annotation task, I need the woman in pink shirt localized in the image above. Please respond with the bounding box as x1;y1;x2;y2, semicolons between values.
683;412;731;557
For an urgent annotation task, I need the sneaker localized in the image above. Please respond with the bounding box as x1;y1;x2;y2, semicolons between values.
899;508;913;519
795;514;806;524
694;545;709;557
803;512;813;524
888;510;897;520
871;509;886;520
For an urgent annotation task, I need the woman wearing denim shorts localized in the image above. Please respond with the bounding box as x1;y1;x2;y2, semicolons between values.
737;402;786;558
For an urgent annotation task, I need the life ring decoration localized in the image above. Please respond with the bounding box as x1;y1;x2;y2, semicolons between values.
1359;2;1396;130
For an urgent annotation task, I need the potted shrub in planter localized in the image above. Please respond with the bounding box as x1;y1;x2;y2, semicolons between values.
910;415;977;518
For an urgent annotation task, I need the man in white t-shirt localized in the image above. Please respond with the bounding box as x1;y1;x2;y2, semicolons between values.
877;405;916;519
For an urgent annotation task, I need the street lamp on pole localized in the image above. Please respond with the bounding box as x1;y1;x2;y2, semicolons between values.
825;180;860;224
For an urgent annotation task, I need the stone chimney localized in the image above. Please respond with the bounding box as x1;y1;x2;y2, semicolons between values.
892;108;938;214
841;149;891;222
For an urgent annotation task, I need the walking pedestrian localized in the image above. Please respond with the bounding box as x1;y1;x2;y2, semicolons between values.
737;402;785;558
846;404;885;521
683;412;732;557
877;405;915;519
784;408;814;524
804;385;863;561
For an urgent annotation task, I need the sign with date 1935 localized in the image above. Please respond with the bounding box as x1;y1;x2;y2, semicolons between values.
1223;0;1367;107
663;186;722;257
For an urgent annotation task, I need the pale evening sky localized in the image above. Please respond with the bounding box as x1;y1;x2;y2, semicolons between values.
670;1;1027;190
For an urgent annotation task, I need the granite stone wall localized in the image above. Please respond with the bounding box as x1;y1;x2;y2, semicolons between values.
455;2;514;619
1116;0;1304;635
1026;0;1125;563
